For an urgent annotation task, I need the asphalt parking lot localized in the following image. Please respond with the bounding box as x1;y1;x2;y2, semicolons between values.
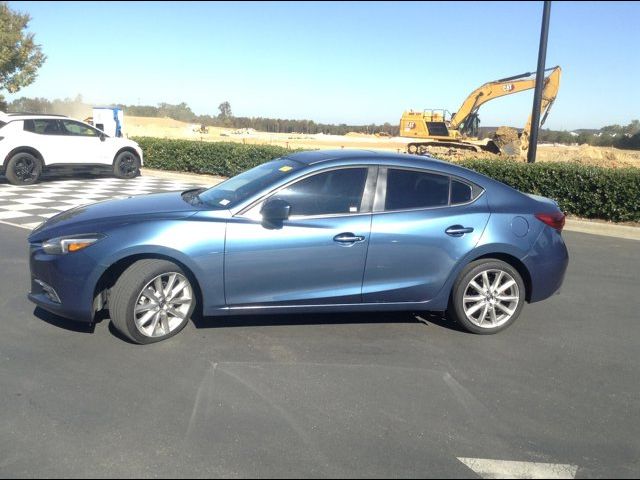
0;221;638;478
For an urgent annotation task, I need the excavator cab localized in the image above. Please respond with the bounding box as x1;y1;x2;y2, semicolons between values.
400;109;458;139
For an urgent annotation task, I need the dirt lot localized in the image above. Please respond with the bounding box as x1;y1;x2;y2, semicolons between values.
124;116;640;169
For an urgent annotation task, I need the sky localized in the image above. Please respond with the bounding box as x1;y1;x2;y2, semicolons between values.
5;1;640;131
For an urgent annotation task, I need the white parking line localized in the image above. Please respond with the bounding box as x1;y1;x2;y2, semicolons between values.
457;458;578;479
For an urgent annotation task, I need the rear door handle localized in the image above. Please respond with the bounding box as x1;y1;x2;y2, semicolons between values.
445;225;474;237
334;233;366;244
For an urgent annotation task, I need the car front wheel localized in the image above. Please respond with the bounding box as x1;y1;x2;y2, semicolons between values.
113;151;140;179
448;259;526;334
110;259;196;344
6;152;43;185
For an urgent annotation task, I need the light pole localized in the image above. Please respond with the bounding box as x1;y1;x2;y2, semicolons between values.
527;0;552;163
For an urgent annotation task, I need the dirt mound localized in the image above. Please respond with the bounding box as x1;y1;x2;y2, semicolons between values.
126;116;190;128
345;132;371;138
536;144;640;168
492;126;519;148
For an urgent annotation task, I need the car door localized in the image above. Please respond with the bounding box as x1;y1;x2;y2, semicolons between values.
224;166;376;306
60;120;109;165
362;167;490;303
22;119;69;165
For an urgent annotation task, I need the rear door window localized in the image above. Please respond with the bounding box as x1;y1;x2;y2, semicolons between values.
384;169;450;211
23;119;65;135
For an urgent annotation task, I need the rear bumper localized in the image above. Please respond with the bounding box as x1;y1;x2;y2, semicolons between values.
525;227;569;303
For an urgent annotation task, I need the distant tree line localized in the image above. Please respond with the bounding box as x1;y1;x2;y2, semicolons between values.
480;120;640;150
5;95;639;149
537;120;640;149
5;96;399;136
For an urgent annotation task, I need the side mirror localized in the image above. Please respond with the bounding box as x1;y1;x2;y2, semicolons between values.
261;198;291;222
99;133;106;142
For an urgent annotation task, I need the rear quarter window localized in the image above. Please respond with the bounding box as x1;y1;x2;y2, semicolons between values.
451;179;473;204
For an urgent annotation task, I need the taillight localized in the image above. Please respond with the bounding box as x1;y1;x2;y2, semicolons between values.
535;212;566;232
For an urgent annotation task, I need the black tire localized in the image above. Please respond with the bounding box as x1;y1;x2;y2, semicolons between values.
5;152;43;185
447;259;526;335
110;259;196;344
113;150;140;179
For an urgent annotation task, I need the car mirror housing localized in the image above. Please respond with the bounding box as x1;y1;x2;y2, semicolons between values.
261;198;291;222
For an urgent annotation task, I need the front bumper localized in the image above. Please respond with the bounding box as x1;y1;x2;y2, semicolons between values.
28;243;99;323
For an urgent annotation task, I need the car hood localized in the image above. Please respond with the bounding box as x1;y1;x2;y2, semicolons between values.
29;191;210;241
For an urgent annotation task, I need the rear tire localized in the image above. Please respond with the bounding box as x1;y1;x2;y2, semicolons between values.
447;259;526;334
113;151;140;179
110;259;195;344
5;152;42;185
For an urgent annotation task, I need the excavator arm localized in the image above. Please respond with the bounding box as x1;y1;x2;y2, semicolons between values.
449;66;562;136
519;66;562;151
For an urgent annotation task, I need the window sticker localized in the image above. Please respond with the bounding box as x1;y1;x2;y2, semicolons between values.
279;166;293;172
219;199;231;206
349;206;358;213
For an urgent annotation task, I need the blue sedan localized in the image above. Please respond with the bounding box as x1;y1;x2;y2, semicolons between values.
27;150;569;344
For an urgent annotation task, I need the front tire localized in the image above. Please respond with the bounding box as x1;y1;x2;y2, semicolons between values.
447;259;526;334
113;151;140;179
5;152;42;185
110;259;196;344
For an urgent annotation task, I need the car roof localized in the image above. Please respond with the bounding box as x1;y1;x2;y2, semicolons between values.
2;112;68;120
281;148;507;190
283;149;384;165
283;148;455;171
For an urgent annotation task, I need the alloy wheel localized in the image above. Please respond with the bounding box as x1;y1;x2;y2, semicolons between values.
14;156;37;182
133;272;193;337
462;268;520;329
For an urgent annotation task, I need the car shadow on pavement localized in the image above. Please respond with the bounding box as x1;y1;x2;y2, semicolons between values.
33;307;96;334
190;310;464;332
34;307;465;341
0;172;116;185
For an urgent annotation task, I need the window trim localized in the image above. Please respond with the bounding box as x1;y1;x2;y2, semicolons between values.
374;166;485;214
236;165;378;219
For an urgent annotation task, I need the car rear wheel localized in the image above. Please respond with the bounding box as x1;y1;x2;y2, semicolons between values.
113;151;140;179
110;259;195;344
6;152;42;185
448;259;525;334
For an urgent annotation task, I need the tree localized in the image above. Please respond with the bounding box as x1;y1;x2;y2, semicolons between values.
0;2;47;107
218;101;232;119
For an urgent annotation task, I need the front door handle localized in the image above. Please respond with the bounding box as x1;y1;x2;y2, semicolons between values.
445;225;474;237
334;233;366;244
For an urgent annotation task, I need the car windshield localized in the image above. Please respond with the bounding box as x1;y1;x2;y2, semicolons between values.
197;158;304;209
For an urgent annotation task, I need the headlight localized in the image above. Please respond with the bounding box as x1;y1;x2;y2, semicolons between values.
43;233;105;254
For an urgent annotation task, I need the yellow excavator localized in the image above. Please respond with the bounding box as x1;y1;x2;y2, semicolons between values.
400;65;561;155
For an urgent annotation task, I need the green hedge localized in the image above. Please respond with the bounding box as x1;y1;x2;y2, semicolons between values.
132;137;639;222
132;137;302;177
456;160;640;222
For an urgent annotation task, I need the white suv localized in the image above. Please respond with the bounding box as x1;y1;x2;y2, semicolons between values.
0;112;144;185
